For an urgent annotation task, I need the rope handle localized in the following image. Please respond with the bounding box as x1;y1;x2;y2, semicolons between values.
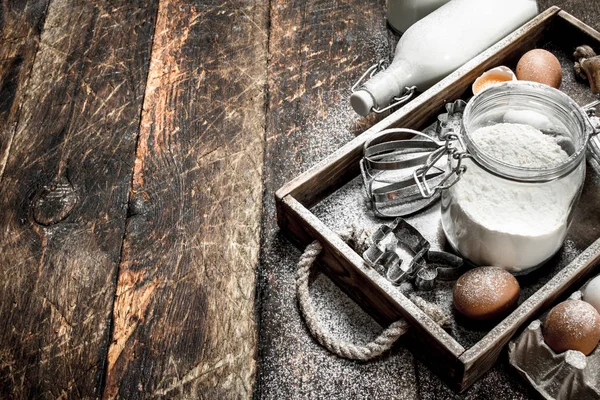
296;226;450;361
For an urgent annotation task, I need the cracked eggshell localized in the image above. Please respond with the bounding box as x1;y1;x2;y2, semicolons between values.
472;66;517;95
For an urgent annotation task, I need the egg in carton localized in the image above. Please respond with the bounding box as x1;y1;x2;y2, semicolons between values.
509;288;600;400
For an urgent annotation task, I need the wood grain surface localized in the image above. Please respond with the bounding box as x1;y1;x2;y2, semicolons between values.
0;0;49;182
255;0;421;398
0;0;158;397
0;0;597;399
103;0;267;398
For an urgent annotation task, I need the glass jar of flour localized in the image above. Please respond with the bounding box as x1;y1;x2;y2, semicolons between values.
429;82;597;274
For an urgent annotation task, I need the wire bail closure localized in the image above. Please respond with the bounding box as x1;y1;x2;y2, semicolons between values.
413;129;472;199
360;100;468;217
361;92;600;217
413;97;600;199
351;60;417;114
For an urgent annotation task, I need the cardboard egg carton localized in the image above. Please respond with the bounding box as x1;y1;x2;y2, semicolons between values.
509;291;600;400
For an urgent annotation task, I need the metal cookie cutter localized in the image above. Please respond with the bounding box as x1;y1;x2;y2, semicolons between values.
435;99;467;140
360;100;467;217
416;251;464;291
362;218;464;290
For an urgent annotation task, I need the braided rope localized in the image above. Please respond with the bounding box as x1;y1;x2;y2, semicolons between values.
296;226;450;361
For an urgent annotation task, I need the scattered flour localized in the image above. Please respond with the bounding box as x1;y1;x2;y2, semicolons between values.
443;123;581;272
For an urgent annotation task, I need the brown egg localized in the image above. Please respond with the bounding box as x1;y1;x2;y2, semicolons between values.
543;300;600;356
516;49;562;88
453;266;520;321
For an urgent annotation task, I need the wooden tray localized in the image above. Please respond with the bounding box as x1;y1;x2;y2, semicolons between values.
275;7;600;392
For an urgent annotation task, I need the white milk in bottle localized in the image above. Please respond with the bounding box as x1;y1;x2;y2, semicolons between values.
387;0;450;34
351;0;538;116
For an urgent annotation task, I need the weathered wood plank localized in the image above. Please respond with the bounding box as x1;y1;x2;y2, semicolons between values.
0;0;158;397
103;0;268;398
256;0;422;398
263;0;395;229
0;0;49;181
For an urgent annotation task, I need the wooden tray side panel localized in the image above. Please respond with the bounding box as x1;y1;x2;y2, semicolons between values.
277;197;407;325
275;6;560;210
551;11;600;46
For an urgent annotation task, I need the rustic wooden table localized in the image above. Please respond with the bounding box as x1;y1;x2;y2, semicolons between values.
0;0;597;399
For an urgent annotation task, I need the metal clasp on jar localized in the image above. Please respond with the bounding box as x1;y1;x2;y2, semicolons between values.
413;123;472;198
583;99;600;135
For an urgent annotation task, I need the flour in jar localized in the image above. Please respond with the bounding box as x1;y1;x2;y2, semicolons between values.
443;123;582;272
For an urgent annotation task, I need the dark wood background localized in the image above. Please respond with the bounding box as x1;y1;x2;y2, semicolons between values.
0;0;597;398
